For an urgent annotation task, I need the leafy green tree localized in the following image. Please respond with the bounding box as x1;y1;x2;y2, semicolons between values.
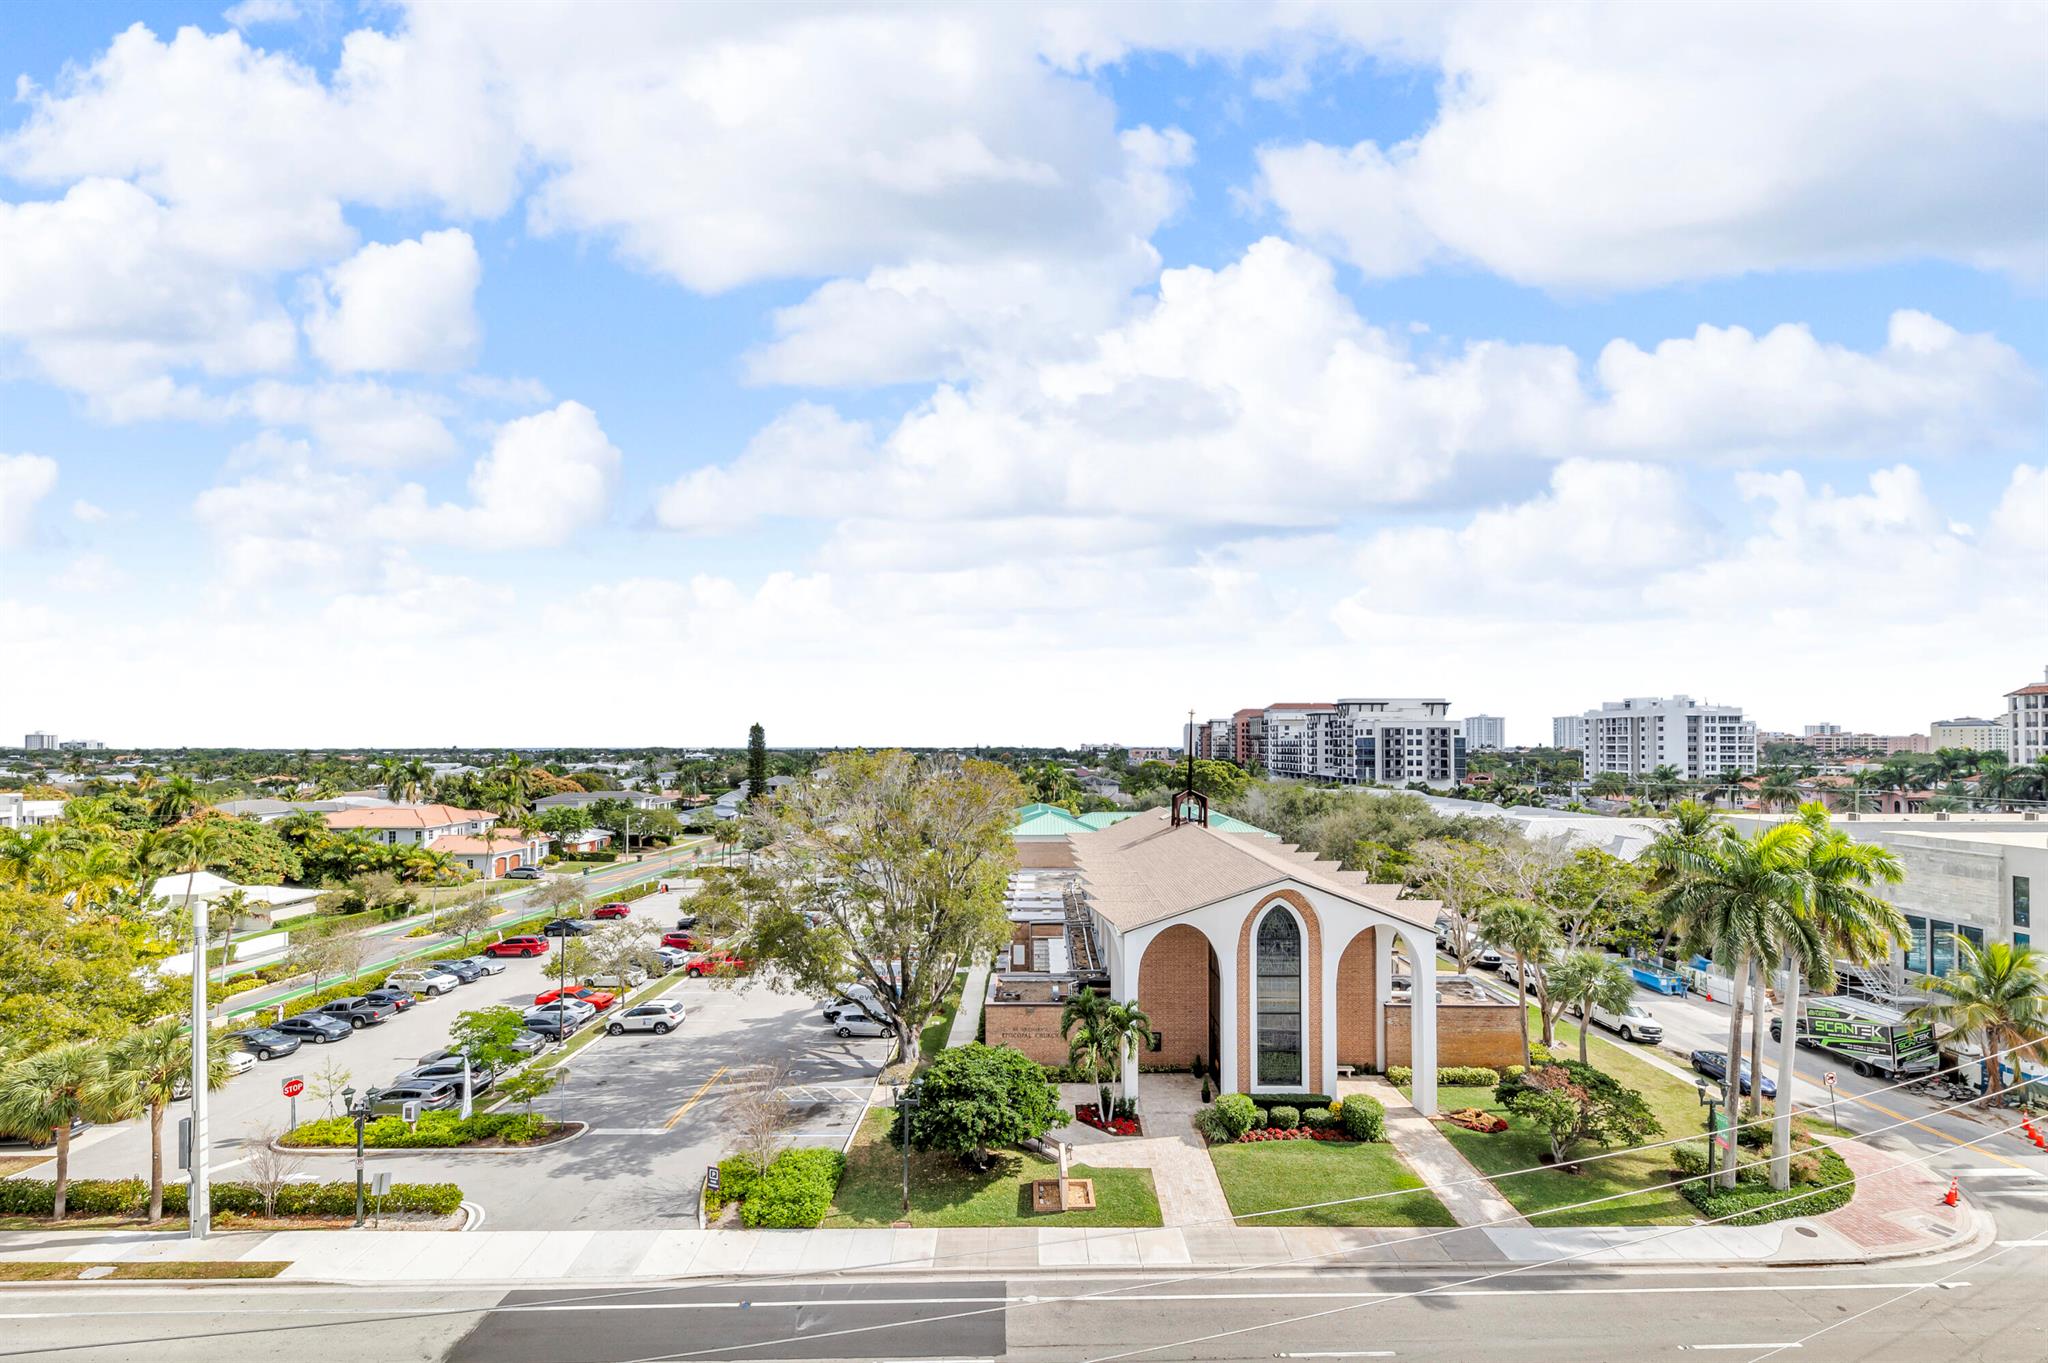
739;750;1022;1067
151;774;204;826
1409;839;1498;970
497;1063;562;1114
1918;940;2048;1108
103;1022;232;1222
0;1041;126;1219
905;1043;1065;1166
1503;1061;1660;1165
746;724;768;804
448;1005;535;1076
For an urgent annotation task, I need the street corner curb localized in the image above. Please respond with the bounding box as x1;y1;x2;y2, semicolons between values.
267;1121;590;1158
458;1201;486;1231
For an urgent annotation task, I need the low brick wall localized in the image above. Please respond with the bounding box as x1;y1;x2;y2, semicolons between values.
983;999;1070;1066
1383;999;1524;1069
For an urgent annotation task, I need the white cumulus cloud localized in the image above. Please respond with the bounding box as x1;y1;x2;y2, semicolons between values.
303;229;482;373
371;400;621;548
0;454;61;550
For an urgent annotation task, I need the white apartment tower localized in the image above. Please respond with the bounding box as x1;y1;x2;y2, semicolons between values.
22;732;56;751
1578;696;1758;780
1463;714;1506;751
1929;717;2010;752
2007;668;2048;765
1552;714;1587;750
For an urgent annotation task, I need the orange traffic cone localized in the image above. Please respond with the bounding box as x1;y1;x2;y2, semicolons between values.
1942;1177;1961;1207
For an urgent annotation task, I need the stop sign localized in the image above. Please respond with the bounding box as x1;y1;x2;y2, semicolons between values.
282;1077;305;1098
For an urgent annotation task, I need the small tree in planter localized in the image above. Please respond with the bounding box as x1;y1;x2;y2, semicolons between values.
1503;1063;1659;1167
905;1044;1063;1169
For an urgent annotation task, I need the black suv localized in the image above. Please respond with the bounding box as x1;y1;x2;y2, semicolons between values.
540;919;596;937
363;987;419;1013
316;996;399;1029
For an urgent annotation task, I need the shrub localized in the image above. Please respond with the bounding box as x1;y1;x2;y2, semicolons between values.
909;1044;1065;1162
1529;1042;1557;1065
1300;1106;1333;1130
1671;1143;1709;1176
704;1154;762;1216
0;1179;462;1219
1502;1064;1526;1083
740;1149;845;1229
1212;1093;1258;1140
1440;1066;1500;1087
1504;1062;1661;1165
280;1111;552;1149
1680;1146;1853;1224
1268;1105;1300;1131
1339;1094;1387;1142
1387;1066;1413;1086
1193;1106;1234;1144
1242;1093;1333;1110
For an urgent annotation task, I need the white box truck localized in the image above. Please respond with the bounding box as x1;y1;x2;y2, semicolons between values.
1771;996;1937;1078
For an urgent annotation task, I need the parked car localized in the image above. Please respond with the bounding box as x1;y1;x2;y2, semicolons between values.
175;1048;258;1097
272;1014;353;1045
0;1118;87;1149
363;987;419;1013
674;914;698;931
315;996;398;1029
226;1027;302;1061
1500;958;1544;992
385;968;458;996
535;984;617;1012
648;946;691;971
521;1006;590;1040
483;935;550;958
511;1030;549;1057
1690;1048;1776;1098
1580;999;1664;1043
433;959;487;984
606;1000;688;1036
592;902;633;920
541;918;596;938
1469;943;1505;970
684;950;748;977
525;997;597;1023
829;1007;893;1039
823;984;883;1019
661;931;696;951
505;866;544;880
368;1082;460;1115
395;1059;494;1096
584;967;647;990
452;954;507;976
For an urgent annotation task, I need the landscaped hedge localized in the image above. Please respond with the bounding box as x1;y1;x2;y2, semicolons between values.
281;1112;553;1148
1338;1094;1387;1141
707;1149;845;1228
1678;1145;1853;1225
0;1179;463;1218
1386;1067;1499;1087
1238;1092;1333;1111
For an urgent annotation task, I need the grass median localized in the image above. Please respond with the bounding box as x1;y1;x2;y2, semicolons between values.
1209;1140;1457;1228
0;1261;289;1282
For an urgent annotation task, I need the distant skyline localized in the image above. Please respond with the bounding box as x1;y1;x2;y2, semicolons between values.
0;4;2042;748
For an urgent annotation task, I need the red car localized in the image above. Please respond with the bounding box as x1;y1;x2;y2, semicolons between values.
484;935;549;958
535;984;618;1011
661;931;696;950
685;950;748;978
592;903;632;920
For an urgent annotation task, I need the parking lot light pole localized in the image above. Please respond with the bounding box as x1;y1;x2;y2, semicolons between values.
343;1086;381;1227
188;894;211;1241
891;1081;920;1215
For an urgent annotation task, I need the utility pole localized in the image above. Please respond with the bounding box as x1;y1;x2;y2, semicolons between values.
188;894;210;1240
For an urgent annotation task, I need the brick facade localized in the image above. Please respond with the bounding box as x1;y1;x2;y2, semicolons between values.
1334;928;1378;1071
1383;1000;1523;1069
1137;924;1213;1070
1236;890;1324;1090
982;1001;1071;1066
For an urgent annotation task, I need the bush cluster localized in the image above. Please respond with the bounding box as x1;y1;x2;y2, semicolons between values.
1300;1105;1334;1130
1385;1066;1498;1087
714;1149;846;1229
1267;1105;1300;1131
1339;1094;1387;1141
1679;1145;1854;1225
281;1111;551;1149
0;1179;462;1218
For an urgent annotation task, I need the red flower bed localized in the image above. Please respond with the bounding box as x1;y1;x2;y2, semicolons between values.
1074;1103;1141;1136
1237;1127;1350;1142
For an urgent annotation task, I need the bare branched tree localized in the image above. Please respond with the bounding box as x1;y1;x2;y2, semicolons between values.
242;1128;307;1218
725;1057;793;1178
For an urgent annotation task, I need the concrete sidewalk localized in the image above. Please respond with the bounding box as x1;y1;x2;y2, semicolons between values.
1341;1076;1528;1229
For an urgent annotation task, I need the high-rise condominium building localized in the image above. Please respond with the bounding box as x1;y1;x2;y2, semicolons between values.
1463;715;1506;751
1930;717;2010;752
1552;714;1587;750
2007;668;2048;764
1261;698;1464;788
1577;696;1758;780
22;732;56;751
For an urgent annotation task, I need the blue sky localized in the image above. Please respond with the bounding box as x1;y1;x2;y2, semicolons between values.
0;3;2042;748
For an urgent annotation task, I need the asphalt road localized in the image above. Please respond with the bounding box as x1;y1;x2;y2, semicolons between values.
34;886;890;1229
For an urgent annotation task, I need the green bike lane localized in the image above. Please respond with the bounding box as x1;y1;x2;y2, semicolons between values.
217;837;714;1023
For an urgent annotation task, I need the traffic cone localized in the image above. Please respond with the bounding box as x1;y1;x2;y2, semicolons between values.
1942;1177;1960;1207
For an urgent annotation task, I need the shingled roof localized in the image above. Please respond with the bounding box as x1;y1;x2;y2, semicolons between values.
1070;808;1439;932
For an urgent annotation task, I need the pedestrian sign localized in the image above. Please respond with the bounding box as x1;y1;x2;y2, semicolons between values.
706;1164;721;1191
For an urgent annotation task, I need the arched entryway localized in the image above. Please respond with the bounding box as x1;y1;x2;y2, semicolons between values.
1137;924;1221;1074
1335;928;1380;1073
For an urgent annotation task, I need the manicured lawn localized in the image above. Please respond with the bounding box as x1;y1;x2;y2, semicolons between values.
1415;1023;1712;1227
0;1261;288;1281
1209;1141;1456;1228
823;1109;1163;1229
917;970;969;1063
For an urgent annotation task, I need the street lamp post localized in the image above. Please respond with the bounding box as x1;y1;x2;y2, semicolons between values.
891;1080;921;1215
1696;1078;1726;1180
341;1086;382;1227
187;892;211;1240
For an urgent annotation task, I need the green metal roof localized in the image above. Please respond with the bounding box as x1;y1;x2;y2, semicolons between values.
1011;802;1093;836
1077;811;1136;828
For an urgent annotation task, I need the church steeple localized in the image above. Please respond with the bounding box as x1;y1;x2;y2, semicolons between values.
1172;707;1209;828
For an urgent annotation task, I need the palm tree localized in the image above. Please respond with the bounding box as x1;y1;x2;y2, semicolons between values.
168;821;227;996
1588;771;1628;799
1767;804;1905;1188
152;774;203;826
1645;764;1685;807
1480;899;1557;1065
1658;821;1811;1185
1918;940;2048;1106
402;758;434;804
1758;769;1800;813
1060;988;1118;1117
0;826;59;892
103;1023;231;1222
1548;951;1637;1065
60;841;134;915
0;1042;124;1220
1101;999;1154;1113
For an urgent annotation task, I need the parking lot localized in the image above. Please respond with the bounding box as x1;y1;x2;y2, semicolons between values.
43;887;893;1229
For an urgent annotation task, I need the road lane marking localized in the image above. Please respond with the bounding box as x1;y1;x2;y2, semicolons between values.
1946;1167;2046;1176
1996;1239;2048;1245
661;1064;727;1131
1683;1346;1801;1352
1802;1085;2031;1170
1280;1353;1396;1358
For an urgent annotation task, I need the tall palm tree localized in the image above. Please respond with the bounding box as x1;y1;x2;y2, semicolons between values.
1766;804;1905;1188
102;1023;231;1222
0;1042;125;1220
402;758;434;804
0;827;59;892
1480;898;1557;1065
1101;999;1154;1112
152;774;203;826
1060;988;1117;1115
1645;764;1685;807
1548;951;1637;1065
1918;940;2048;1106
1758;769;1800;812
1658;821;1811;1185
60;841;133;914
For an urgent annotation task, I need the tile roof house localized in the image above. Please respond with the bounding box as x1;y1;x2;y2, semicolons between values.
431;832;551;879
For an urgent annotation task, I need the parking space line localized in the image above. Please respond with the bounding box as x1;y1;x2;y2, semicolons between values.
662;1064;727;1131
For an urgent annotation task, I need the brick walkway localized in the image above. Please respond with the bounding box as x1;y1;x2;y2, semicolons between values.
1340;1075;1529;1228
1818;1138;1971;1250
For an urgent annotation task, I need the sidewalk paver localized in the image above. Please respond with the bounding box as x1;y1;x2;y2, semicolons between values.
947;963;991;1050
1341;1075;1528;1229
1053;1075;1233;1229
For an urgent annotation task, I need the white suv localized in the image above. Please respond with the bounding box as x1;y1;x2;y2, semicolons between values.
606;1000;687;1036
386;969;456;997
1583;999;1664;1043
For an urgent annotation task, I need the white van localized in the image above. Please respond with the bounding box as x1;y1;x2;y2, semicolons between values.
823;983;884;1020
